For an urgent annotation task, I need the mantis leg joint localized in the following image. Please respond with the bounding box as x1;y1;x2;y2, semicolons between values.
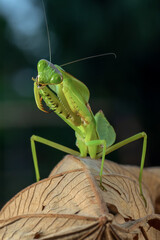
141;132;147;138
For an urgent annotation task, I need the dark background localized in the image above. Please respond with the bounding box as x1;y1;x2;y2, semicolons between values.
0;0;160;209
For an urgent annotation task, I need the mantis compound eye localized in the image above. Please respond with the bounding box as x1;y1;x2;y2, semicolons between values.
50;73;63;85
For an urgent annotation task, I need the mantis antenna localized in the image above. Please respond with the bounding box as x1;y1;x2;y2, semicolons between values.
60;53;117;67
42;0;52;62
41;1;116;66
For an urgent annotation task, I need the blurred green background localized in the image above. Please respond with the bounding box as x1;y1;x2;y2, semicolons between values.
0;0;160;209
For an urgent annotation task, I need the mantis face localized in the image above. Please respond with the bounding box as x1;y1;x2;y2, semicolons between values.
37;59;63;86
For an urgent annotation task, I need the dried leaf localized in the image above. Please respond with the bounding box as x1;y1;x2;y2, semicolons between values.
124;166;160;213
0;155;160;239
0;214;108;240
0;169;108;219
110;214;160;240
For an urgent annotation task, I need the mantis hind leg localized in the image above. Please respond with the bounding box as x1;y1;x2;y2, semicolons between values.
97;132;147;205
30;135;80;181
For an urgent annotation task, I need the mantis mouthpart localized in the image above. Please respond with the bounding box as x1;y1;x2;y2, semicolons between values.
31;59;147;207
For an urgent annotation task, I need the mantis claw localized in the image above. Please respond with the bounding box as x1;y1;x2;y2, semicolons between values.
99;176;107;191
99;181;107;191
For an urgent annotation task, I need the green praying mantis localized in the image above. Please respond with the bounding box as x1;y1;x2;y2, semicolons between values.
31;58;147;205
30;0;147;206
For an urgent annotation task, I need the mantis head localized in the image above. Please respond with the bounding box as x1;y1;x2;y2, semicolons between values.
37;59;63;86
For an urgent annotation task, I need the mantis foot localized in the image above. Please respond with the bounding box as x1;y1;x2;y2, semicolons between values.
99;182;107;191
140;192;147;208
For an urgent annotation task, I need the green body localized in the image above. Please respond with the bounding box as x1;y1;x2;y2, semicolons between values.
31;59;147;206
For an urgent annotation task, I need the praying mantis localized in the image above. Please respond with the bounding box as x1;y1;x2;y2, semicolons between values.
31;58;147;205
30;0;147;206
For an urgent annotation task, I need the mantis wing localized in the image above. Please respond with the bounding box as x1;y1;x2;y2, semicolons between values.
95;110;116;147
